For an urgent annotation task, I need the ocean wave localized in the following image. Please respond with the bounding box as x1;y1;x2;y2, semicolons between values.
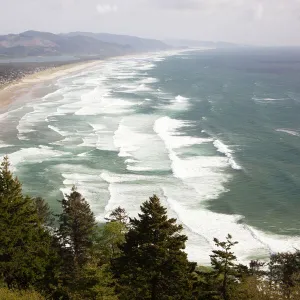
113;123;149;157
276;128;300;137
253;97;286;102
113;115;170;172
135;63;156;71
48;125;69;137
120;83;152;93
75;96;135;116
126;166;155;172
138;77;159;84
213;140;242;170
167;95;190;111
154;116;229;200
2;146;69;170
0;142;13;149
154;116;212;149
163;191;271;264
100;171;153;184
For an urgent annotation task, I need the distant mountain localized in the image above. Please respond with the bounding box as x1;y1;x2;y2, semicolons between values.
0;31;170;59
63;32;170;52
0;30;132;58
165;39;239;49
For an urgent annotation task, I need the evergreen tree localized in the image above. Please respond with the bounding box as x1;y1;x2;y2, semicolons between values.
105;206;129;225
0;156;51;289
58;186;96;268
111;195;196;300
34;197;55;227
268;252;300;299
210;234;239;300
96;221;126;264
57;186;97;297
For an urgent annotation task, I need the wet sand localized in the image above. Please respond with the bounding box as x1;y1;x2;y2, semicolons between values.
0;60;101;110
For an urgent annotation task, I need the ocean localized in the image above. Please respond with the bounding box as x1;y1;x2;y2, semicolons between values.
1;48;300;264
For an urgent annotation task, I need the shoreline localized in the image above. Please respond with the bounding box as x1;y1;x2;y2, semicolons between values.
0;48;196;111
0;60;102;110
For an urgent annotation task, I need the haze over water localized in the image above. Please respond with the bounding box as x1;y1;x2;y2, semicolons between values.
1;48;300;264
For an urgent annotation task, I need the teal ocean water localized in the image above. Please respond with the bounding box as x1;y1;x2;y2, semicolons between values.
1;48;300;263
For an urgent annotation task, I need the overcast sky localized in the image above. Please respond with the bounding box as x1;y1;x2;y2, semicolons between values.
1;0;300;46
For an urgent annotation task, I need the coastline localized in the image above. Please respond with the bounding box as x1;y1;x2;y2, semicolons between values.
0;49;193;111
0;60;102;110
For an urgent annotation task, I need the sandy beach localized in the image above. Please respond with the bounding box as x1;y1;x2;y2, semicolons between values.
0;60;101;110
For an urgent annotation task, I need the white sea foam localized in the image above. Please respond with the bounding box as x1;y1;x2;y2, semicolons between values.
154;116;212;149
79;132;116;151
113;123;150;157
48;125;69;137
127;166;155;172
3;146;69;170
113;115;171;171
74;86;136;116
253;97;286;102
135;63;156;71
276;128;300;137
121;83;152;93
168;95;190;111
51;137;82;146
139;77;158;84
125;158;139;163
89;123;107;131
0;142;12;149
100;171;154;184
154;116;229;199
163;191;270;264
16;97;70;140
59;170;110;214
213;140;242;170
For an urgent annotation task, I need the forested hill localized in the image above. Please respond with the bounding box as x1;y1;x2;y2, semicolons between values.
63;32;170;52
0;30;170;58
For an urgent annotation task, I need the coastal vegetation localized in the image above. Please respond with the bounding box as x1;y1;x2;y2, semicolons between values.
0;156;300;299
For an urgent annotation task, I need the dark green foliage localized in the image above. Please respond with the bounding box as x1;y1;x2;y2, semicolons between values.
57;186;96;269
249;260;266;277
105;206;129;225
2;156;300;299
34;197;55;227
268;251;300;299
57;186;98;298
209;235;239;300
195;266;221;300
111;195;197;300
96;221;126;264
0;156;52;289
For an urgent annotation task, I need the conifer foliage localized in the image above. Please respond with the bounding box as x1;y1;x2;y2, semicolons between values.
111;195;196;300
210;234;239;300
0;156;51;289
2;156;300;299
56;186;97;298
57;186;96;269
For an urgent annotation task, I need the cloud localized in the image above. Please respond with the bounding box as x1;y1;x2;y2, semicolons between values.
96;3;118;14
154;0;201;10
255;3;264;20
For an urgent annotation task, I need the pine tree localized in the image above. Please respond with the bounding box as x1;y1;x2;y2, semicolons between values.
58;186;96;268
105;206;129;225
34;197;55;227
210;234;239;300
57;186;97;297
111;195;196;300
268;252;300;299
0;156;51;289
